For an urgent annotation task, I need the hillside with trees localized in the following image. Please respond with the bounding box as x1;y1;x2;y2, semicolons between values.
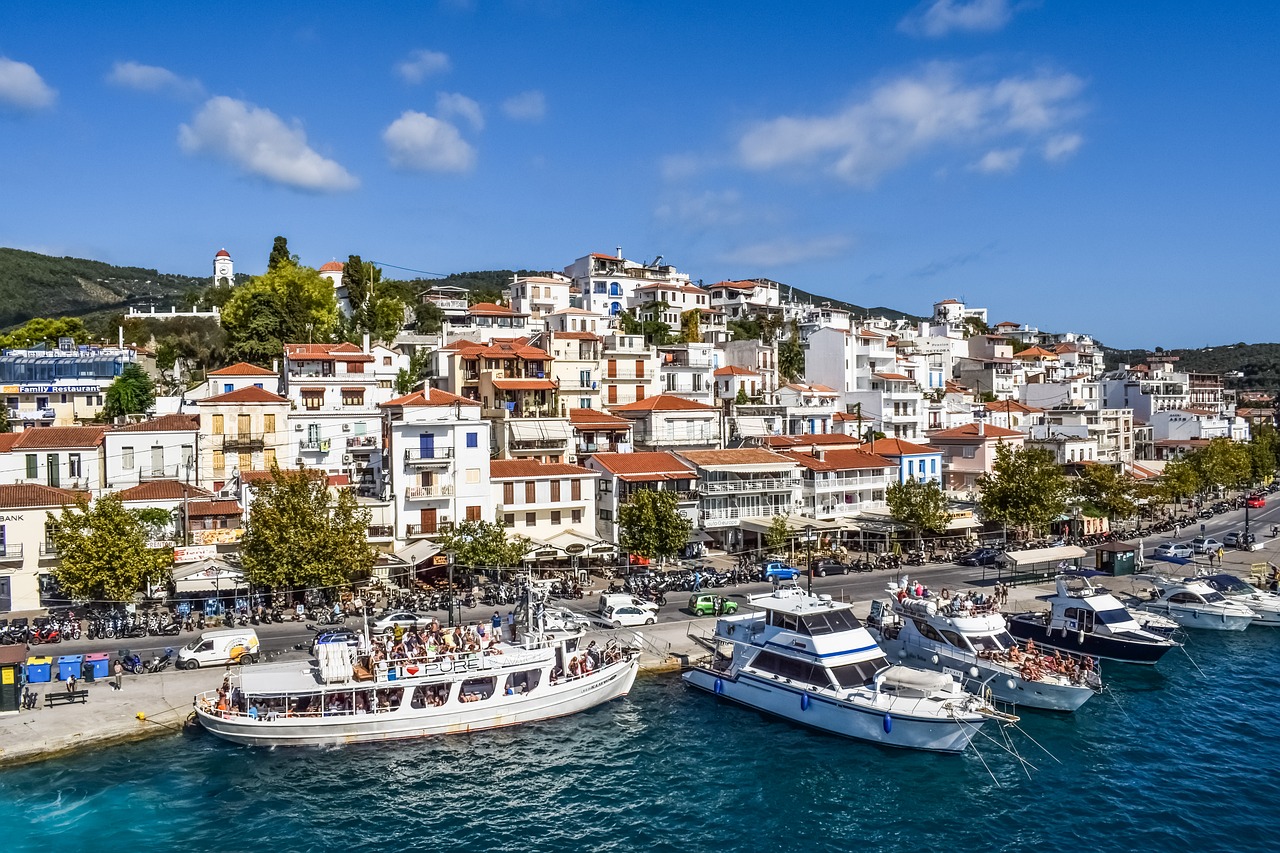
1104;342;1280;390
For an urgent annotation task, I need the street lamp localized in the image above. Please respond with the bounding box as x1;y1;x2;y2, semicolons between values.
805;524;814;594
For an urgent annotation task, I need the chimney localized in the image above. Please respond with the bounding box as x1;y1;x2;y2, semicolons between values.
362;332;371;354
811;444;824;461
272;359;279;374
616;245;623;259
978;419;984;436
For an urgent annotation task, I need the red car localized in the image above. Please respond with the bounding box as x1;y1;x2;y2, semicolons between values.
1246;494;1266;508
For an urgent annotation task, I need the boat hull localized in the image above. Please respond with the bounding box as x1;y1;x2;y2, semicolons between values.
1139;604;1253;632
1006;614;1174;666
195;657;638;747
682;667;983;754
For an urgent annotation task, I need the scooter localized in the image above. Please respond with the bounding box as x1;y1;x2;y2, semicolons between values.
117;650;145;675
145;648;175;673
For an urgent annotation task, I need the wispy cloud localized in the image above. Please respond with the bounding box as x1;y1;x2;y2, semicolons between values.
396;49;451;84
106;61;203;99
1043;132;1083;163
899;0;1018;38
737;62;1085;185
0;56;57;111
968;147;1022;174
383;110;476;173
178;96;358;192
436;92;483;132
501;90;546;122
654;189;746;230
910;243;996;277
718;234;853;267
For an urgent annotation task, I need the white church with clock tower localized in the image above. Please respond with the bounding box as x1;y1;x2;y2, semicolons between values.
213;248;234;286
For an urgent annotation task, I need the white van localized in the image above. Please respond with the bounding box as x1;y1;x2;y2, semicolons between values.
178;628;261;670
598;593;659;616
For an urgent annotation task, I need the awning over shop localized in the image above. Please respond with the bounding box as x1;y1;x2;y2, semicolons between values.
740;516;846;536
509;419;573;442
393;539;441;568
998;545;1087;567
172;558;246;593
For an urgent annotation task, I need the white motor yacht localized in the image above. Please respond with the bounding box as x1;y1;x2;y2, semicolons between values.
682;586;1016;754
1199;573;1280;626
1135;575;1256;631
867;580;1101;712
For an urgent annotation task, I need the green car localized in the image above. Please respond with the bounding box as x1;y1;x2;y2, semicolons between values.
689;594;739;617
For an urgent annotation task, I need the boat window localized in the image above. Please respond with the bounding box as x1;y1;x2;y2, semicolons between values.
913;619;945;642
799;609;862;635
992;631;1015;649
1201;591;1226;603
461;677;496;702
939;629;966;648
749;650;832;688
1168;593;1198;604
504;669;541;696
374;687;404;711
1064;607;1083;623
1209;577;1251;595
829;656;890;688
1094;608;1133;625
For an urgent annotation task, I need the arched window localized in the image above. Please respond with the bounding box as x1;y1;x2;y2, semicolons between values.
610;302;621;316
609;282;622;296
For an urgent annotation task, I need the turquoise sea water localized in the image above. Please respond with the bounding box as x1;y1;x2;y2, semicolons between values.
2;629;1276;853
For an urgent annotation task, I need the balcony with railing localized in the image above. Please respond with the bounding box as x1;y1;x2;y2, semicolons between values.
701;503;790;526
299;438;332;452
367;524;394;540
346;434;379;449
9;408;56;421
405;483;454;500
811;473;889;492
221;435;265;452
701;476;801;494
406;521;454;538
404;447;454;467
0;543;22;563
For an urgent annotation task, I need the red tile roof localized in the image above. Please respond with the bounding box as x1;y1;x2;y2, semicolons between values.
319;261;344;272
782;448;896;472
492;378;557;391
215;249;231;258
872;373;914;382
383;388;481;407
284;342;373;362
707;280;760;291
1014;346;1058;359
0;433;21;453
185;499;243;518
198;386;289;405
208;362;276;376
468;302;521;316
713;365;759;376
863;438;938;457
567;408;631;428
116;480;212;502
982;400;1042;414
12;426;106;449
762;434;863;449
0;483;85;509
929;423;1023;439
111;414;200;432
609;395;718;413
587;452;694;479
782;382;838;394
553;331;603;341
678;448;795;467
457;338;551;361
490;460;597;479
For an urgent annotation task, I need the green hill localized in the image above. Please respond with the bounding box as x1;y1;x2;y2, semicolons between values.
0;247;206;329
1104;342;1280;390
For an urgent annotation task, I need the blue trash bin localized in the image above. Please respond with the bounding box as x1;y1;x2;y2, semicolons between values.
57;655;84;681
83;652;110;679
25;657;52;683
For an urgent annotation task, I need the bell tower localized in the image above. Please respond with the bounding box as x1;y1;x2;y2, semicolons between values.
213;248;234;287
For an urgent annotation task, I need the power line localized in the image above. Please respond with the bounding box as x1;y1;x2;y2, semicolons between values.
370;261;449;279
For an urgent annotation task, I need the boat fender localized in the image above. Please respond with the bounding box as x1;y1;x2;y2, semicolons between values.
727;625;735;635
800;692;810;711
714;678;723;694
883;713;892;734
1077;629;1085;645
931;654;939;665
969;666;979;678
1006;679;1016;691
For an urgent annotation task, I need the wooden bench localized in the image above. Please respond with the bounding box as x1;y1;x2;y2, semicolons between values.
45;689;89;707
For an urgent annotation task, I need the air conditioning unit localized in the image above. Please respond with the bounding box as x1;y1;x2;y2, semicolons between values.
294;423;303;431
439;514;450;523
342;453;353;464
342;424;351;432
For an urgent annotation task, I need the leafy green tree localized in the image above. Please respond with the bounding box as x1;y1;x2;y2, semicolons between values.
49;495;171;602
221;262;340;365
0;316;91;350
415;300;445;334
678;309;702;343
735;387;750;405
0;405;9;434
362;295;408;344
342;254;371;313
240;466;375;590
779;318;805;381
1247;422;1279;484
1074;463;1138;521
764;513;792;553
618;306;672;345
886;478;950;545
1158;458;1201;507
267;235;296;271
618;489;692;562
436;519;534;568
102;363;156;419
1188;437;1251;494
977;442;1072;538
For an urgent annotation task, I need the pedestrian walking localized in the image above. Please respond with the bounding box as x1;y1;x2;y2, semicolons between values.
506;610;516;641
113;660;123;691
1217;546;1224;565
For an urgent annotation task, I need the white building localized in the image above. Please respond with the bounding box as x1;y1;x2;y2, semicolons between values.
382;387;493;544
8;426;106;493
676;448;802;553
655;342;718;406
563;250;693;320
582;452;699;551
103;413;200;490
213;248;234;286
509;274;574;320
608;395;722;452
707;280;780;319
0;483;83;612
491;460;599;547
782;447;895;522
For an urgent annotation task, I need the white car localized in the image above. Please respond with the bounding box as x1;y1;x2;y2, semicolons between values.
541;607;592;633
1154;542;1194;559
370;610;430;634
603;605;657;628
1189;537;1223;555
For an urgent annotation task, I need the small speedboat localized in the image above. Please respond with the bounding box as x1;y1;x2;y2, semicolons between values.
1135;575;1256;631
1199;573;1280;626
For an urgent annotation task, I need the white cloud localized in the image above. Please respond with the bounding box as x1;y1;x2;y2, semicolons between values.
0;56;57;111
436;92;483;132
718;235;853;267
383;110;476;173
106;61;203;99
501;90;546;122
969;147;1022;174
1043;132;1083;162
178;96;358;192
396;49;451;84
654;189;745;230
737;63;1084;185
899;0;1016;38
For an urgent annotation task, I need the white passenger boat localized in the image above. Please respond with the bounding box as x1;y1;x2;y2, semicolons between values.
194;625;639;747
1136;575;1256;631
682;587;1016;754
1199;573;1280;626
867;581;1101;713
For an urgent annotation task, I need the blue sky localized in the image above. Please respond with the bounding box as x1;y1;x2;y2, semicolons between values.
1;1;1277;350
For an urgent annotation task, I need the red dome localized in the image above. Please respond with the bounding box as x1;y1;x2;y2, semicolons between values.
215;249;231;258
319;261;344;272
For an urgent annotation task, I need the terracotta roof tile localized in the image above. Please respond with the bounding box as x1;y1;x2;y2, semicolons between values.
567;408;631;428
185;499;243;518
553;331;603;341
284;342;373;362
383;388;481;407
116;480;212;502
0;433;21;453
609;394;718;413
468;302;521;316
491;378;557;391
208;362;277;377
587;452;694;478
982;400;1042;414
863;438;938;457
677;448;795;467
490;460;597;479
111;414;200;433
12;426;106;449
0;483;85;509
713;365;759;376
781;448;896;472
762;434;863;449
198;386;289;405
929;423;1023;439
